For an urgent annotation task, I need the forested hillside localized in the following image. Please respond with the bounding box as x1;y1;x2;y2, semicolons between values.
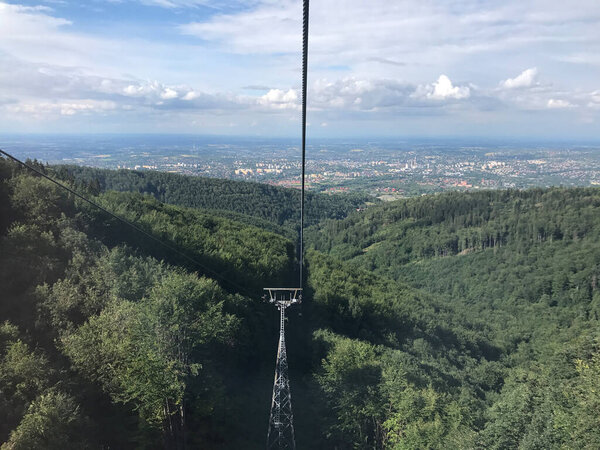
1;158;599;449
52;165;374;232
309;188;600;448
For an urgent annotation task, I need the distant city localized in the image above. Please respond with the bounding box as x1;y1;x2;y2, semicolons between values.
3;134;600;200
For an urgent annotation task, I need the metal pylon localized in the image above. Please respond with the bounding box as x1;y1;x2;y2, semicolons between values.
264;288;301;450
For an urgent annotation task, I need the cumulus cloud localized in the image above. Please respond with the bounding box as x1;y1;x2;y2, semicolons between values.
182;91;200;100
258;89;299;109
501;68;539;89
0;55;252;118
160;87;179;100
310;78;417;111
123;85;146;97
492;68;582;111
428;75;471;100
412;75;471;100
0;49;594;124
547;98;574;109
120;81;197;103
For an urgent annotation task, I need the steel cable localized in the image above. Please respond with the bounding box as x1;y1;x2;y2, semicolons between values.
299;0;309;288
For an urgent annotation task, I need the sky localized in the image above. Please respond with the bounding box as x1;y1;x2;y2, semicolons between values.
1;0;600;139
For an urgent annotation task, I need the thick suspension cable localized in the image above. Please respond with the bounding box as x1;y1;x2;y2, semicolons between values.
299;0;309;288
0;149;255;298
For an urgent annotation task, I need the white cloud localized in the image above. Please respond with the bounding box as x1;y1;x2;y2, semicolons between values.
0;54;251;117
0;2;103;68
123;85;145;96
0;49;595;126
160;87;179;100
428;75;471;100
0;2;214;80
258;89;299;109
558;52;600;66
7;100;117;118
121;82;185;102
309;78;419;111
0;4;53;13
182;91;200;100
501;68;539;89
413;75;471;100
179;0;600;86
547;98;574;109
493;68;583;111
138;0;247;8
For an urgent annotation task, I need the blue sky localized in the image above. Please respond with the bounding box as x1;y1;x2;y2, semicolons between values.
1;0;600;139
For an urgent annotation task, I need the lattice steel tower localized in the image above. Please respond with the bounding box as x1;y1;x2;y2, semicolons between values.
265;289;301;450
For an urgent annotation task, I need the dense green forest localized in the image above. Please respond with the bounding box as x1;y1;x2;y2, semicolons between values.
308;188;600;448
52;165;374;234
1;159;599;448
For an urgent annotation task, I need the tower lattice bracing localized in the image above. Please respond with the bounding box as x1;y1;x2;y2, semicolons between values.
267;303;296;449
264;288;301;450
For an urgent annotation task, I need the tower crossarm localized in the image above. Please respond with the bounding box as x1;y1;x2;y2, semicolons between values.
263;288;302;306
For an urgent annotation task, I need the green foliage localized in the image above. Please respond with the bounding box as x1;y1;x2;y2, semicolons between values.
383;385;471;450
0;322;53;443
570;350;600;446
308;188;600;270
553;342;600;449
85;191;295;291
2;391;92;450
62;271;239;444
39;246;169;332
9;175;75;228
315;331;384;447
305;252;495;448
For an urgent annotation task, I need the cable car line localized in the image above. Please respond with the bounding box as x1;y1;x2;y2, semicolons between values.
299;0;309;288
